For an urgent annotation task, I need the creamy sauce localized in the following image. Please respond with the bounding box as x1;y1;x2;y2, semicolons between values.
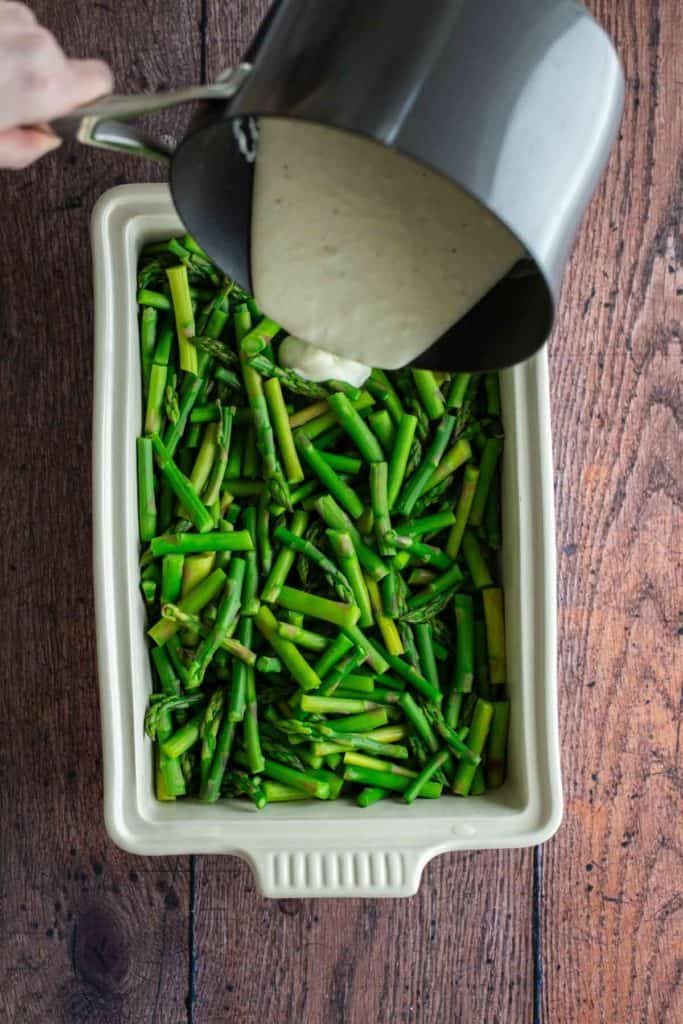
278;336;371;388
251;119;525;380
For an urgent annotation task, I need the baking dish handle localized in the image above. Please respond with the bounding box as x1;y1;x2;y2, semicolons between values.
50;64;251;165
246;846;434;899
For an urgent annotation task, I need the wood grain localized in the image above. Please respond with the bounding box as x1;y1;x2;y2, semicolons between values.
541;1;682;1022
0;3;202;1021
191;851;534;1024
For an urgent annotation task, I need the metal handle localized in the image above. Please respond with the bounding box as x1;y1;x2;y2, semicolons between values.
50;64;251;165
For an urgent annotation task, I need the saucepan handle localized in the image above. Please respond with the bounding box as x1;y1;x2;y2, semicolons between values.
50;64;251;165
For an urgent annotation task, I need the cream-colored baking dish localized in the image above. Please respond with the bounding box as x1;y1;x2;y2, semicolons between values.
91;183;562;897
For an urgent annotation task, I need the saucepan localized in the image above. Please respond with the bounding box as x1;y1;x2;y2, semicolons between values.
53;0;624;372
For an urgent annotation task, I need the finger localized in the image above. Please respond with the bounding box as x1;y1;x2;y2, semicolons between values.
0;126;61;170
19;57;113;123
63;57;114;107
0;51;113;127
0;2;37;26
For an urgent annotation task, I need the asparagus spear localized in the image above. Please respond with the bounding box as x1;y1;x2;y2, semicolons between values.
453;594;475;693
150;531;253;556
202;405;234;507
482;587;506;685
421;439;472;494
314;495;388;581
452;699;494;796
447;372;471;410
149;433;214;534
264;377;305;484
144;319;173;434
261;510;309;602
485;700;510;789
469;437;503;527
445;464;480;560
368;410;396;452
387;413;418;510
344;765;442;799
274;585;360;630
412;369;446;420
254;605;322;691
297;432;364;520
236;307;291;508
326;530;373;628
166;265;198;374
186;560;245;690
395;415;456;516
148;568;226;646
326;392;384;463
136;437;157;542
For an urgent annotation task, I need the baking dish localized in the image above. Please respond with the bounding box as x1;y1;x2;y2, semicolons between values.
92;183;562;898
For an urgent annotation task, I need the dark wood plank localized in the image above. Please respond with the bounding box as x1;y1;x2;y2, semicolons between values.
204;0;272;73
0;3;203;1021
192;851;533;1024
541;1;682;1022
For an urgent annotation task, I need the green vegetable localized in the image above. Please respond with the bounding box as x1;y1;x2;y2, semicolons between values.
166;265;198;375
137;238;508;806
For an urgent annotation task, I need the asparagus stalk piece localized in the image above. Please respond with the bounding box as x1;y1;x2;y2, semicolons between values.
368;410;396;452
296;432;364;520
261;510;309;602
453;593;475;693
482;587;506;685
327;392;384;463
422;439;472;494
314;495;388;581
186;559;245;689
445;464;480;559
344;765;442;799
236;307;292;509
313;632;354;679
485;700;510;789
148;568;226;646
395;415;456;516
137;288;171;311
264;377;305;484
412;369;446;420
136;437;157;542
244;658;265;773
254;605;322;691
452;699;494;796
447;372;471;409
387;413;418;510
403;749;450;803
273;524;354;603
326;530;373;628
274;585;360;630
149;433;214;534
166;264;198;374
150;531;253;556
469;437;503;527
140;306;159;396
462;530;494;590
276;621;329;652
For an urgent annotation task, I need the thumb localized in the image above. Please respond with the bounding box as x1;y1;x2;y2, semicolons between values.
62;57;114;110
0;126;61;170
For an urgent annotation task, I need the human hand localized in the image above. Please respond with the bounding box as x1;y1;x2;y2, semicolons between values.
0;2;112;169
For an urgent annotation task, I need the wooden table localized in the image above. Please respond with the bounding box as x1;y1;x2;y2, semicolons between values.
0;2;680;1021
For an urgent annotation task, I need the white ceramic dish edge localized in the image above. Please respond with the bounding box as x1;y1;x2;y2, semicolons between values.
92;184;562;898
